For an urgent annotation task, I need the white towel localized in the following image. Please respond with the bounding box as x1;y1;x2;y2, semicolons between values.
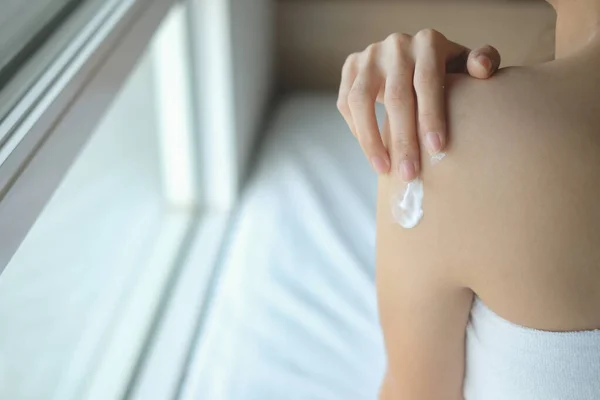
464;298;600;400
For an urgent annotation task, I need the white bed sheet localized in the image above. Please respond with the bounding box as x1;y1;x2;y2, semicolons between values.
189;94;386;400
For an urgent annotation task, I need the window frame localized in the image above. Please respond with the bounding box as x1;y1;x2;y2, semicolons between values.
0;0;178;274
0;0;84;92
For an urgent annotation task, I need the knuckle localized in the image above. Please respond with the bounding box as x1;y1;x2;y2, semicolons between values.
384;84;407;105
346;52;359;63
363;44;379;64
415;28;444;44
336;98;347;113
348;87;370;107
387;35;413;60
365;43;377;53
344;52;359;67
341;62;354;80
342;54;359;74
386;32;412;46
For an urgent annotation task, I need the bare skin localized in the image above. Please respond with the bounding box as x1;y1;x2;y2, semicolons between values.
338;31;501;180
377;1;600;398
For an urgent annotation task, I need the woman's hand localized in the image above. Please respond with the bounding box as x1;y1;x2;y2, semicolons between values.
338;29;501;181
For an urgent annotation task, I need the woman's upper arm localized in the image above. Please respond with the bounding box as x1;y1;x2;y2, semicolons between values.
376;171;474;400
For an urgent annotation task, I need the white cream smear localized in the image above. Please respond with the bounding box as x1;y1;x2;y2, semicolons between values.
392;178;424;229
431;152;446;165
391;153;445;229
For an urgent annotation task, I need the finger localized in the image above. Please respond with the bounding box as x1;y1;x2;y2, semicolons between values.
349;68;391;174
338;54;359;136
442;40;502;78
467;45;501;79
384;70;419;182
442;40;471;74
381;114;392;149
413;29;448;157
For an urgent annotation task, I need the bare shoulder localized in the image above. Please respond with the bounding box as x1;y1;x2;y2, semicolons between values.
376;68;553;289
372;66;600;396
416;66;600;331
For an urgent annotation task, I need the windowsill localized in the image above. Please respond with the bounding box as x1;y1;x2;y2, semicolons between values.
79;209;196;400
125;211;233;400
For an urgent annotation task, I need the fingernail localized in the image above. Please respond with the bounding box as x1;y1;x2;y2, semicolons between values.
477;55;492;71
400;160;417;182
425;132;442;155
371;156;390;174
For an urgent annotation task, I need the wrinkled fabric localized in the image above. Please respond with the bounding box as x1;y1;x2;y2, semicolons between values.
189;95;386;400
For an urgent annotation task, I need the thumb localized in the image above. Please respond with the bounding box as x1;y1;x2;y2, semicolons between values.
467;45;501;79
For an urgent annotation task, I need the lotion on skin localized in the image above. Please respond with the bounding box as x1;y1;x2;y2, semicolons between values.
392;152;445;229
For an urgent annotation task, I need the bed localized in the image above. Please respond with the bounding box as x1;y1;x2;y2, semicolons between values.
188;94;385;399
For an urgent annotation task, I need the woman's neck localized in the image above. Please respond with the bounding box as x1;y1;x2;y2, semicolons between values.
554;0;600;58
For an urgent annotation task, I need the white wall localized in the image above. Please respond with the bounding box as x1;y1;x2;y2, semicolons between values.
190;0;274;210
230;0;274;179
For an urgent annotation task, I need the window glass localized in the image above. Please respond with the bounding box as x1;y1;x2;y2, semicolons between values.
0;50;164;400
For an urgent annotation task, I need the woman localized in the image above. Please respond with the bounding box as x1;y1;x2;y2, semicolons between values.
340;1;600;399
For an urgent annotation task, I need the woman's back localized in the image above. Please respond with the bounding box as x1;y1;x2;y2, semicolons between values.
442;51;600;332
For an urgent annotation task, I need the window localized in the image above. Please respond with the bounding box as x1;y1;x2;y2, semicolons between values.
0;0;83;87
0;1;225;399
0;0;107;122
0;48;186;400
0;0;260;396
